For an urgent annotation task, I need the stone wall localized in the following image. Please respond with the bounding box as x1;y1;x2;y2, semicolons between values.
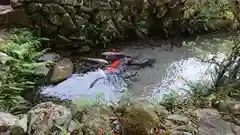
14;0;183;43
13;0;239;45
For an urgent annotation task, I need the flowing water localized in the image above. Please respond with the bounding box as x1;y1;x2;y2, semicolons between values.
41;33;234;103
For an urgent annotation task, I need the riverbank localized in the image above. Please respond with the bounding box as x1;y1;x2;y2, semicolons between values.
1;95;240;135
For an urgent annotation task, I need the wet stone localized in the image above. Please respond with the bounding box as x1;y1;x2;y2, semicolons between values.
49;57;73;83
167;114;189;124
42;4;67;14
38;53;60;62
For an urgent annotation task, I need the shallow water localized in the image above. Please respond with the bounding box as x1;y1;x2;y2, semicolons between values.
41;69;125;103
121;45;215;101
41;33;234;103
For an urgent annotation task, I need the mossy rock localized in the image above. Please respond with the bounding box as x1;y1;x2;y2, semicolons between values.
27;3;43;13
49;58;73;83
42;4;67;14
120;101;160;135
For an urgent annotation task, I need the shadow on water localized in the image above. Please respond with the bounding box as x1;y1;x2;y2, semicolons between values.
40;32;235;103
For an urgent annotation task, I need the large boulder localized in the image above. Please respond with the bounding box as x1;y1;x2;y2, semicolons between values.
195;108;240;135
119;101;160;135
27;102;73;135
0;112;27;135
48;57;74;83
80;105;115;135
217;100;240;117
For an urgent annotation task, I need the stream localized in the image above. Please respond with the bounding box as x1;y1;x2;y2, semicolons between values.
40;33;234;103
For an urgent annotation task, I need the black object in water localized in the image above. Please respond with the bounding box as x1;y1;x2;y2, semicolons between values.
127;53;156;67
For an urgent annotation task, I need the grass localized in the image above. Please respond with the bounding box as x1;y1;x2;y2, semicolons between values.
0;28;51;114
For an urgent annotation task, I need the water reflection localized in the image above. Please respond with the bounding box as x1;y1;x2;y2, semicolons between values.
41;69;125;103
151;57;215;101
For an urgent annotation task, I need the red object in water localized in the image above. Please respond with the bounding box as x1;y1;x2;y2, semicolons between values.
110;60;120;68
105;60;120;72
111;49;120;53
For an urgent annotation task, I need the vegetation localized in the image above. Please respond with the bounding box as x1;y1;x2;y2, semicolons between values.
160;31;240;115
0;28;51;114
182;0;236;32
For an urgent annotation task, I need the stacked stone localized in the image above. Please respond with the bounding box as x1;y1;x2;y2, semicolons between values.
20;0;173;39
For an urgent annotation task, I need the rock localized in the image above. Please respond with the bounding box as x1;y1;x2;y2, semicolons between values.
49;57;73;83
30;13;58;35
58;0;80;5
81;105;114;135
47;14;62;26
167;114;189;124
11;0;23;8
164;119;176;128
157;5;168;18
61;13;76;29
0;112;18;133
80;13;90;20
74;15;87;27
11;114;28;135
97;10;112;22
67;120;81;133
0;112;27;135
110;1;121;10
91;0;111;10
38;53;61;62
218;100;240;116
27;102;72;134
6;8;32;27
120;101;159;135
27;3;42;13
153;104;169;117
42;4;67;14
155;0;170;6
172;131;193;135
194;106;240;135
198;115;240;135
59;13;77;35
195;108;221;119
77;45;91;53
63;5;76;18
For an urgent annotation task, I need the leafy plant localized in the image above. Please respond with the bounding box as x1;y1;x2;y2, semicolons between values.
72;92;106;112
77;21;121;47
0;28;51;113
182;0;236;32
181;33;240;109
55;124;70;135
160;90;182;111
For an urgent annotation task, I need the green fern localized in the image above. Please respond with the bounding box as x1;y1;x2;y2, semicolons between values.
0;28;51;114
